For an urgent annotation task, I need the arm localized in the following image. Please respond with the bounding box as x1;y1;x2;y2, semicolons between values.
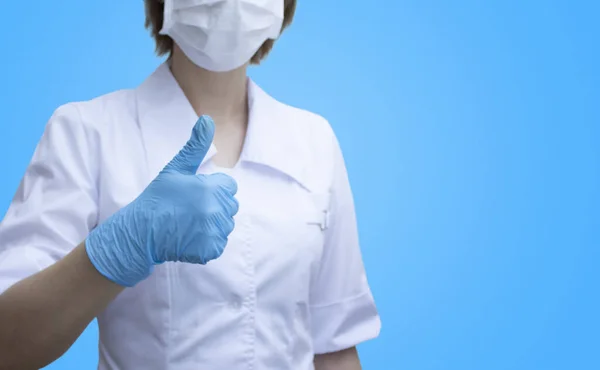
309;129;380;363
0;111;235;369
314;347;362;370
0;242;124;370
0;104;106;369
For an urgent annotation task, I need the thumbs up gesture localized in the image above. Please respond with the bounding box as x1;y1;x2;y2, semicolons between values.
85;116;239;287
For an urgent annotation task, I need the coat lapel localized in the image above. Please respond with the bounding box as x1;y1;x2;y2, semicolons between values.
134;63;217;181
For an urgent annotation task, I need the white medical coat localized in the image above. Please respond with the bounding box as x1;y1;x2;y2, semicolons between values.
0;63;380;369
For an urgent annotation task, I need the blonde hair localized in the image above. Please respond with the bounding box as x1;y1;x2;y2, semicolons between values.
144;0;297;64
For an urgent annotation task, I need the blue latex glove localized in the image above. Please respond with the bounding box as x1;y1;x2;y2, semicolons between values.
85;115;239;287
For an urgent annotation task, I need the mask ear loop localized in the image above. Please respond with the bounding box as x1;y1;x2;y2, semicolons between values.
266;0;285;40
159;0;174;36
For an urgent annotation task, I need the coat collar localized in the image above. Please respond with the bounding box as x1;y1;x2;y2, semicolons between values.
135;63;309;187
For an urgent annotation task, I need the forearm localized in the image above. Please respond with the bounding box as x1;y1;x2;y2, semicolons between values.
0;242;124;370
314;347;362;370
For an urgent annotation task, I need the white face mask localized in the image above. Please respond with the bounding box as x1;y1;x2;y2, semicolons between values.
160;0;284;72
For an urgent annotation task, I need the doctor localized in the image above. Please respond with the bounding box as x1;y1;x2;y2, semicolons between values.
0;0;380;369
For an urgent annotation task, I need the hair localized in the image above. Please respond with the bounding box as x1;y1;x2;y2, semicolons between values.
144;0;297;65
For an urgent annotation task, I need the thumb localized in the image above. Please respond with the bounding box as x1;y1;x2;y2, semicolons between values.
165;115;215;174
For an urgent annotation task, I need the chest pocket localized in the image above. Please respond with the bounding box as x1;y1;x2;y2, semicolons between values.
305;192;331;231
244;182;330;304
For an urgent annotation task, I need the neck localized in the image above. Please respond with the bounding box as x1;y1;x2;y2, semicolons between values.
169;45;248;124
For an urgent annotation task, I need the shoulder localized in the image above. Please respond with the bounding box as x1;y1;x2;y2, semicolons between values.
251;80;335;146
273;99;336;148
51;89;136;131
39;89;137;164
264;91;341;191
272;93;340;161
42;89;132;142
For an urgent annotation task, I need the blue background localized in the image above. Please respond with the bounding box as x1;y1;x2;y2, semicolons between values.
1;1;598;369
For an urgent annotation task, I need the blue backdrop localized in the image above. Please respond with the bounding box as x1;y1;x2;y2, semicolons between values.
0;1;598;369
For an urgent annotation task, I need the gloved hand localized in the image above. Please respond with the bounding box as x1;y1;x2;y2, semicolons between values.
85;115;239;287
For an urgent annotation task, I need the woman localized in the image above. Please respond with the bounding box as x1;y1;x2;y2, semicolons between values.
0;0;380;369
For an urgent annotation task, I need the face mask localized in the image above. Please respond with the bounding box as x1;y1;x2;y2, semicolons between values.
160;0;284;72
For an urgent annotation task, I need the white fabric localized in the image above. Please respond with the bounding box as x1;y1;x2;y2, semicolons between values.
0;63;380;369
160;0;284;72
